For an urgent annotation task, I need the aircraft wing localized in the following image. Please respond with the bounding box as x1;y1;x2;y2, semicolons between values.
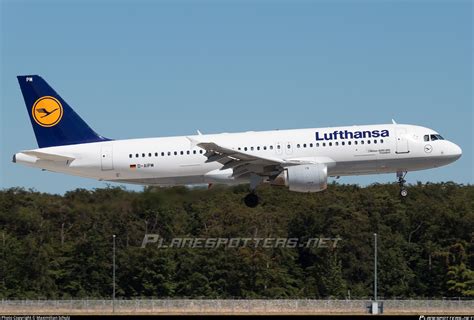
188;137;323;179
21;150;75;162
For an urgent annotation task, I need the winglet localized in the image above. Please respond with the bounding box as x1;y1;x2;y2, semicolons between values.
186;136;200;149
391;119;397;124
196;129;203;135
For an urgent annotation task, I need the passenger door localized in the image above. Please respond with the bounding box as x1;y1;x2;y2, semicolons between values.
395;128;410;154
100;144;114;170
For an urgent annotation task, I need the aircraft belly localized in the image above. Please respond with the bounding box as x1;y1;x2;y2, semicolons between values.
114;175;206;186
331;156;451;176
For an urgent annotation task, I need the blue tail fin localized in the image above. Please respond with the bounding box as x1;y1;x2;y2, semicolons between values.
17;75;110;148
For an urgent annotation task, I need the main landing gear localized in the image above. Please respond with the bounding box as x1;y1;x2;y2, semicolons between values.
244;174;263;208
397;171;408;197
244;193;259;208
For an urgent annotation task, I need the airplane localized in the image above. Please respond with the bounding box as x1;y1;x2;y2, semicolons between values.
13;75;462;207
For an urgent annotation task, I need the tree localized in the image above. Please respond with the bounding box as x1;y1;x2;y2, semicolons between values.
0;183;472;298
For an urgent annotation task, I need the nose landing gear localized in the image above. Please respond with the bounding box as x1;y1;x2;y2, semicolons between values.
400;188;408;197
397;171;408;197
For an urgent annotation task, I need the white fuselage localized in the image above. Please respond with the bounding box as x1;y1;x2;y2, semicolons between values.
14;123;462;187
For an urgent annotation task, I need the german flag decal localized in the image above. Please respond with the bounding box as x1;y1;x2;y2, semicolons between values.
130;164;137;169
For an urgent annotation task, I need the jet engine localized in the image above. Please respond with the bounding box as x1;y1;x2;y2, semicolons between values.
271;163;327;193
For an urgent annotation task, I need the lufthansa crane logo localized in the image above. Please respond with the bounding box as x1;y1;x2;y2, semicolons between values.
32;96;63;127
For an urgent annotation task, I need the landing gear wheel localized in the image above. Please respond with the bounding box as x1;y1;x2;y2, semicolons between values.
400;188;408;197
397;171;408;198
244;193;259;208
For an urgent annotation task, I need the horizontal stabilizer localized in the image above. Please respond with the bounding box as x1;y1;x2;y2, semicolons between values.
21;150;75;161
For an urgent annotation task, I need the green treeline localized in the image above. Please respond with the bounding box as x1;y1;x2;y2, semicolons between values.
0;182;472;299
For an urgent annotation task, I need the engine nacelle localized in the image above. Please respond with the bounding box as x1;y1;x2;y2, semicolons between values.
271;164;328;193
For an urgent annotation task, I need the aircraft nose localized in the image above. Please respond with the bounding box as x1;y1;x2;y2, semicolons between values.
450;143;462;160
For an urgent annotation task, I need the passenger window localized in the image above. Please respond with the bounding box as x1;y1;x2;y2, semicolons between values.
263;146;267;150
180;151;184;155
380;139;383;143
323;143;326;147
287;144;291;149
348;141;351;145
142;153;145;157
367;140;370;144
148;153;152;157
161;152;165;156
277;145;280;149
316;143;319;147
251;147;254;151
129;154;132;158
187;151;190;155
244;147;248;151
257;146;260;150
335;142;339;146
361;141;364;145
297;144;300;148
373;140;377;144
168;152;171;156
329;142;332;146
174;151;177;155
136;154;139;158
303;144;307;148
355;141;358;145
193;150;196;154
342;141;345;146
199;150;203;154
310;143;313;147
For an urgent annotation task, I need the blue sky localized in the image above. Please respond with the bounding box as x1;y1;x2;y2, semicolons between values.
1;0;472;194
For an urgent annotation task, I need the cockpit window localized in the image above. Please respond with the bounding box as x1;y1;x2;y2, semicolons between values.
424;135;429;142
430;134;444;141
